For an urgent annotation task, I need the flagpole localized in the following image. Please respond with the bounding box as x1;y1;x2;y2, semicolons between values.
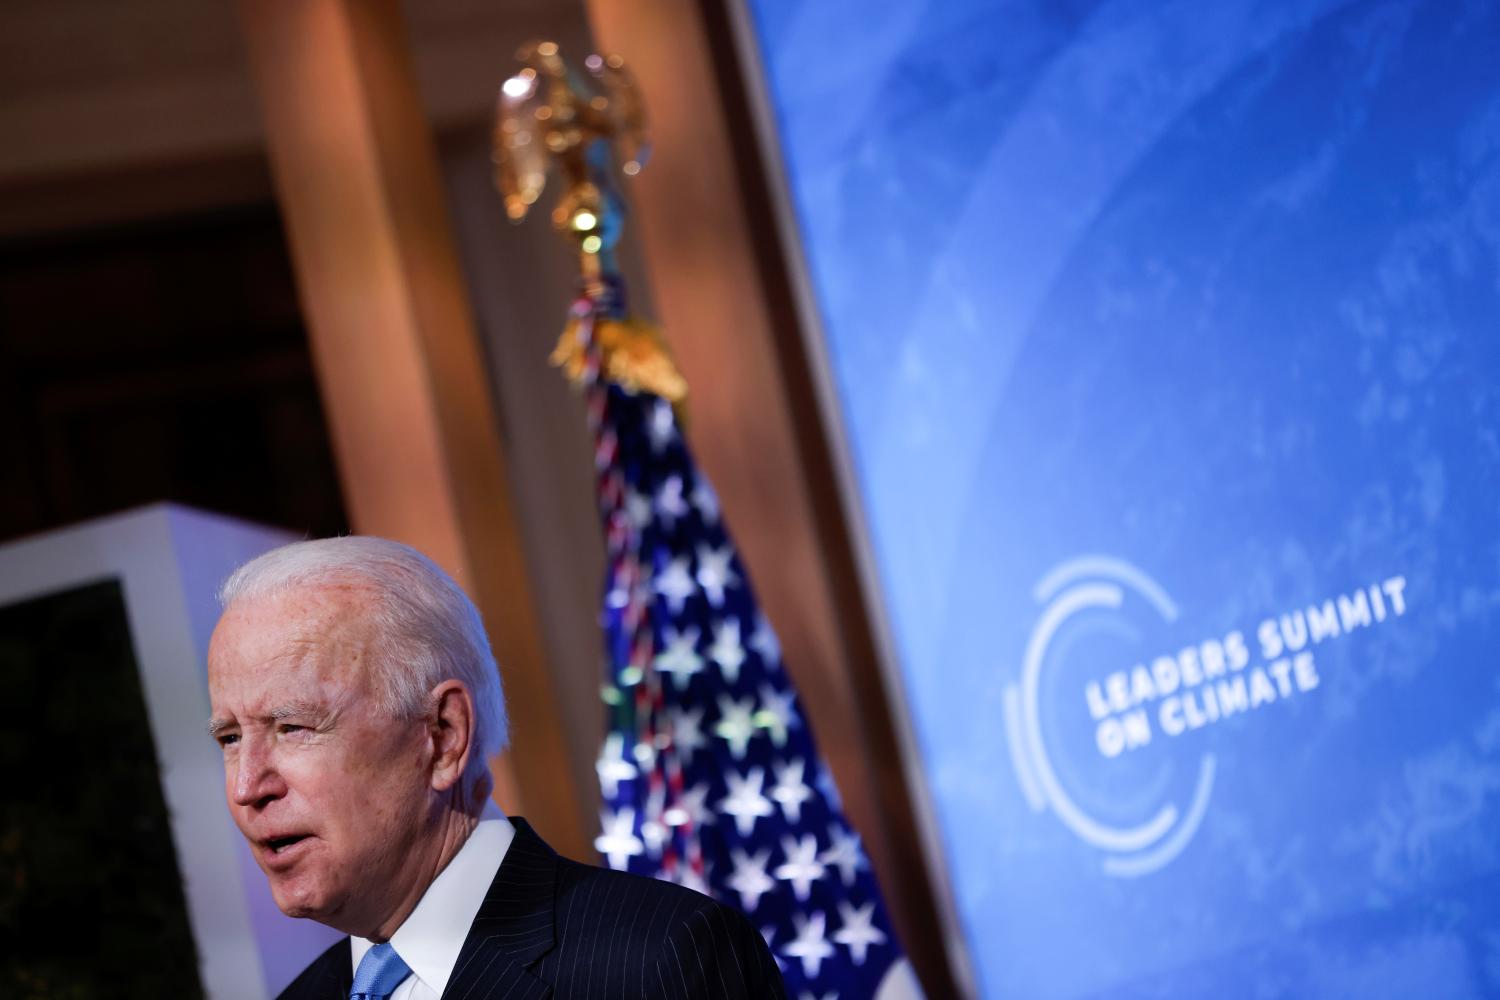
493;41;923;999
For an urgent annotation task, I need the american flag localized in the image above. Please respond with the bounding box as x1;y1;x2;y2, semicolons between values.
571;280;907;998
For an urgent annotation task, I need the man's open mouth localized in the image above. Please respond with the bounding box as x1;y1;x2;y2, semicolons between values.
267;834;310;854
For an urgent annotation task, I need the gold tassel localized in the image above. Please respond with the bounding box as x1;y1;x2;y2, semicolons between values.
551;315;689;403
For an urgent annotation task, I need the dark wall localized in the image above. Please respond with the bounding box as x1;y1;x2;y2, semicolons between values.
0;204;347;543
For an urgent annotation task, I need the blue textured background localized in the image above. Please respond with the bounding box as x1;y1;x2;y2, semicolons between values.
744;0;1500;996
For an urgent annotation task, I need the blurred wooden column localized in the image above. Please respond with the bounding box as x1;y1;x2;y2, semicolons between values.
586;1;964;995
235;0;591;860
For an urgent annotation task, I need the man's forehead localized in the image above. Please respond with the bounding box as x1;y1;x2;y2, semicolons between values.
210;582;382;684
271;576;377;615
207;626;370;728
224;579;379;635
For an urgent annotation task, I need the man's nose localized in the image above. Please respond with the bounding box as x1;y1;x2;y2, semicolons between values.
231;737;287;808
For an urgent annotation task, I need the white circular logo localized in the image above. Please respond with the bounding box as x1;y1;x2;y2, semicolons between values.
1003;556;1215;877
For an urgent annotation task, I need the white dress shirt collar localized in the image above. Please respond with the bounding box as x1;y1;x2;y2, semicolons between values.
350;803;514;998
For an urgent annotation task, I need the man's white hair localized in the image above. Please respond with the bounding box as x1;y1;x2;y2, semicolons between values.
218;536;508;764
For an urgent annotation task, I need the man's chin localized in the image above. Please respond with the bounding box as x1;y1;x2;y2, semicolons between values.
268;875;338;922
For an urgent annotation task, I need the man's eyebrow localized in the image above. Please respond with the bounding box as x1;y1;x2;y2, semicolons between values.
269;703;323;722
206;704;323;737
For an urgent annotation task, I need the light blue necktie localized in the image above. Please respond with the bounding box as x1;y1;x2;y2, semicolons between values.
350;942;412;1000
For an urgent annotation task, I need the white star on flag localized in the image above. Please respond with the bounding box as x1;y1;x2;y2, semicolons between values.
654;625;704;690
603;578;627;611
832;901;887;965
749;612;781;664
632;739;656;770
664;780;713;829
675;862;711;897
594;733;637;798
624;487;654;532
819;825;868;887
775;834;827;902
709;616;747;683
692;480;720;523
816;764;845;814
771;758;813;822
783;911;835;979
760;926;785;973
640;784;668;856
648;398;677;452
756;683;800;747
669;705;707;757
714;694;758;758
655;475;690;528
727;847;776;911
719;767;775;836
654;556;696;613
595;808;644;869
695;543;739;606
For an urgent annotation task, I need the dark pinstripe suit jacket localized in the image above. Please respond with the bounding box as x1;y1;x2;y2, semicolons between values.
276;817;787;1000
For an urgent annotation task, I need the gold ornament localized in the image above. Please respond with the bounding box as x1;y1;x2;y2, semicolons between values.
493;41;648;281
550;315;688;403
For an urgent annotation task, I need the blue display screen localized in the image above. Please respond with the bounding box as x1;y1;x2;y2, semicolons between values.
743;0;1500;995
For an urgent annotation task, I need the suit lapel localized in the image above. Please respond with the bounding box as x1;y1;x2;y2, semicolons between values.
276;936;352;1000
324;940;354;1000
440;817;557;1000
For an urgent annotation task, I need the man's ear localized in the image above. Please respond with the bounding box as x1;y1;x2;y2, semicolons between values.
427;680;475;793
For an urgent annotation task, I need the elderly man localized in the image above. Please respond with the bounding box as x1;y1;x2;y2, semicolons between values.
207;536;785;999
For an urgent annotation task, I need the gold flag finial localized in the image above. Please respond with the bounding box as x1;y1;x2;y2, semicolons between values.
492;41;648;283
495;41;687;404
